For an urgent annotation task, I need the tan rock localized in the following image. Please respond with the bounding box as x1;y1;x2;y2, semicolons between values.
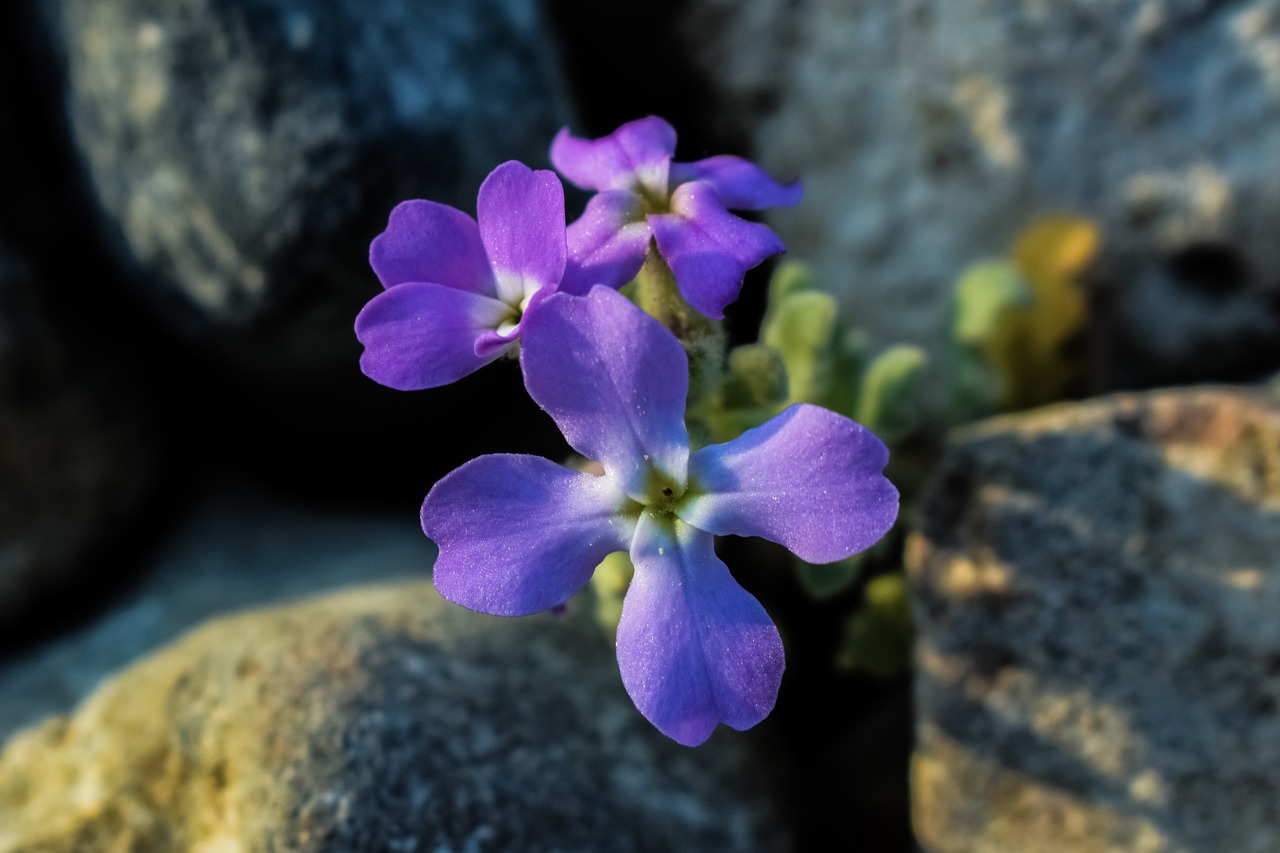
908;386;1280;853
0;582;785;852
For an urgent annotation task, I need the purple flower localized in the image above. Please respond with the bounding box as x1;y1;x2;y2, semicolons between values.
422;287;898;746
551;116;803;319
355;161;571;390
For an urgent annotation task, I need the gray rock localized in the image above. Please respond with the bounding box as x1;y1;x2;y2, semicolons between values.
43;0;568;370
0;242;160;643
678;0;1280;394
907;386;1280;852
0;487;435;740
0;577;787;852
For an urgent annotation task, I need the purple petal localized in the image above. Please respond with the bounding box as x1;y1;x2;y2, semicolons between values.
560;190;653;295
520;288;690;499
669;156;804;210
471;283;557;358
355;282;511;390
678;404;899;564
477;161;567;304
550;116;676;197
618;515;784;747
423;454;633;616
370;200;495;295
648;182;786;319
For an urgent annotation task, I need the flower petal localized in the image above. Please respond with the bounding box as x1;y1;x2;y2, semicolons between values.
678;404;899;564
618;515;784;747
423;454;633;616
477;161;567;304
370;200;495;294
355;282;510;390
471;283;557;358
560;190;653;295
648;182;786;319
520;287;690;499
669;155;804;210
550;116;676;196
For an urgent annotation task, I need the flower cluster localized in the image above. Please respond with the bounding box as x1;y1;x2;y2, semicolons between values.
356;118;898;746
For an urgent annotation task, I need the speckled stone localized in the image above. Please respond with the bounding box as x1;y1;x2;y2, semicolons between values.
678;0;1280;394
0;581;788;853
43;0;568;362
908;386;1280;853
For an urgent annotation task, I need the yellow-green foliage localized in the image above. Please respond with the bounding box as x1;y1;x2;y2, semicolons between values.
951;215;1099;420
752;263;926;602
758;262;928;440
856;345;928;446
588;552;634;640
760;262;863;415
835;573;914;677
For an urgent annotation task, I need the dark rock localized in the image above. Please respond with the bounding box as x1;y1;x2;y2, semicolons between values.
675;0;1280;397
37;0;574;500
908;387;1280;852
0;241;162;646
0;1;98;271
0;578;788;852
43;0;568;366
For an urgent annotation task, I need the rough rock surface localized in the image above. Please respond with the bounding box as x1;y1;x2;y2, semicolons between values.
43;0;567;364
679;0;1280;391
0;580;786;852
0;243;159;643
907;386;1280;853
0;488;435;740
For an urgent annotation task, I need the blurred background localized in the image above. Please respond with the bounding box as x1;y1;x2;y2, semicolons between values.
2;1;1280;851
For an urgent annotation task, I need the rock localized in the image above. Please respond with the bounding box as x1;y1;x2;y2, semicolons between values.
36;0;574;500
0;580;787;852
677;0;1280;394
0;241;161;646
42;0;568;369
0;1;98;270
907;386;1280;852
0;488;436;740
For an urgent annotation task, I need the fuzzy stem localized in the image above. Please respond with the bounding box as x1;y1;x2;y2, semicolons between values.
633;251;705;340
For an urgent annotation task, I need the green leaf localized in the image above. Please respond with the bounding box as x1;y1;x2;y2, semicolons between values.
855;345;928;444
762;290;840;405
946;346;1001;425
835;573;915;677
767;259;821;305
952;261;1032;346
720;344;789;410
946;217;1101;420
947;260;1031;424
794;552;865;600
758;262;866;416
